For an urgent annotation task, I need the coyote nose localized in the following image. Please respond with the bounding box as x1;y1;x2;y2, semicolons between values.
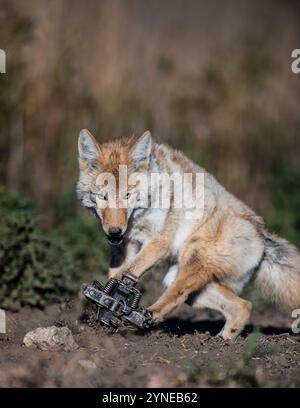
107;228;123;245
108;228;122;237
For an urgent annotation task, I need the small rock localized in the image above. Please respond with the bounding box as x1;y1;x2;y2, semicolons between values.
23;326;79;351
78;359;97;369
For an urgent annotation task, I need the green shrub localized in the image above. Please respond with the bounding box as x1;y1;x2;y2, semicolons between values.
0;186;77;309
265;160;300;248
50;210;108;285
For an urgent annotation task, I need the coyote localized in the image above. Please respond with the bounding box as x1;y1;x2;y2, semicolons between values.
77;129;300;339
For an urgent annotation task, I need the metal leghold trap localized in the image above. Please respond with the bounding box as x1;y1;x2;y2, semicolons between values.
83;273;153;330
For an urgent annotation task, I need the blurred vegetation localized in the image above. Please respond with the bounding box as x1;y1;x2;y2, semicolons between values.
0;185;107;309
0;186;76;309
50;209;108;285
266;159;300;246
0;1;300;308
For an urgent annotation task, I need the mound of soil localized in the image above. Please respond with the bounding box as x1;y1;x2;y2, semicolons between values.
0;302;299;387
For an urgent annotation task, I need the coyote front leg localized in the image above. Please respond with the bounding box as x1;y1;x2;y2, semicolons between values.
108;241;139;278
109;236;170;279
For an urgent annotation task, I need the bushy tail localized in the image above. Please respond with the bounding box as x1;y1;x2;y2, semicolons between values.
255;231;300;311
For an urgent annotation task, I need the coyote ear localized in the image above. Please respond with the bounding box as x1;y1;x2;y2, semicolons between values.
131;131;152;163
78;129;101;164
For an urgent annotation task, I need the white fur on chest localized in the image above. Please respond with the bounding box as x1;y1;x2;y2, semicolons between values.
163;265;178;288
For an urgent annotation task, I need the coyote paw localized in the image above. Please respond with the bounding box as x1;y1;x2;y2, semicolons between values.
218;325;243;341
148;310;164;324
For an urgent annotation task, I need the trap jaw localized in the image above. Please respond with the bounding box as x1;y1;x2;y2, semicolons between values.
83;273;153;330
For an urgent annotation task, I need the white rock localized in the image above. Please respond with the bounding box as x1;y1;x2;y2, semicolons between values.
23;326;79;351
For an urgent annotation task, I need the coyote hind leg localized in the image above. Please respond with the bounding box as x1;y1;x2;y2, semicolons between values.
191;282;252;340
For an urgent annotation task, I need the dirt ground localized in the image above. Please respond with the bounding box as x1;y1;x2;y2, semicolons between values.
0;301;300;388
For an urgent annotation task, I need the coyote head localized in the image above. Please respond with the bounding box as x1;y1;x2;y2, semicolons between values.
77;129;152;245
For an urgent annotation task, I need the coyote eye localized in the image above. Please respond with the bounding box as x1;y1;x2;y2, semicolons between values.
125;192;131;199
99;192;108;201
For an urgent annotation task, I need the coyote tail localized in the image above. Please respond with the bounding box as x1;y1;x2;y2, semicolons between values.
255;231;300;311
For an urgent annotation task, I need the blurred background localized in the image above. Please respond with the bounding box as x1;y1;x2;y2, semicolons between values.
0;0;300;309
